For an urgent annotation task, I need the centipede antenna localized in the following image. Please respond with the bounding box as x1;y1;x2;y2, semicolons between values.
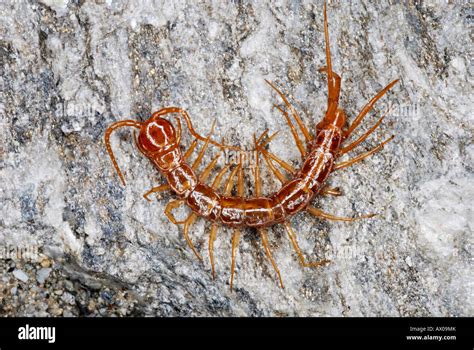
104;120;142;186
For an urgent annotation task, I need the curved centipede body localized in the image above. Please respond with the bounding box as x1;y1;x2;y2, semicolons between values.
104;2;398;289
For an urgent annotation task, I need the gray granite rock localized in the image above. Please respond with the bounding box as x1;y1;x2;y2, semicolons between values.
1;0;472;316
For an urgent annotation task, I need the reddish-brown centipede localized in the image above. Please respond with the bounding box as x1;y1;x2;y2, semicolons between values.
104;3;398;289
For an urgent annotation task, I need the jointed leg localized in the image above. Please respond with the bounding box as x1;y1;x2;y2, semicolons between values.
307;206;376;222
334;135;394;171
224;167;239;195
255;136;285;286
260;228;284;288
253;134;262;197
273;104;306;158
256;131;288;185
261;151;287;185
259;147;296;175
284;222;331;268
143;184;171;201
183;213;202;261
338;108;390;156
208;223;218;279
165;199;187;224
344;80;399;138
192;120;216;171
320;186;342;197
265;80;312;142
230;229;241;290
152;107;238;150
200;151;223;182
206;164;231;278
227;156;245;289
184;139;198;160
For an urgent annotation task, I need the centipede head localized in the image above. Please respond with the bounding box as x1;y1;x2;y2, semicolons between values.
137;114;179;156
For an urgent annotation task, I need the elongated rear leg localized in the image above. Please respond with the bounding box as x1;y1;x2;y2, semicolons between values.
254;134;284;288
284;222;331;268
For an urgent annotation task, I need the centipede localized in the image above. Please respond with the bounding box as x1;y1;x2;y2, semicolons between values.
104;2;398;289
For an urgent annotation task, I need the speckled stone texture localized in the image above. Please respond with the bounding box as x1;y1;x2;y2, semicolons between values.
1;0;472;316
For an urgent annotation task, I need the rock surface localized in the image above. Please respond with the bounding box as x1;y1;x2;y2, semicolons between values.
1;0;472;316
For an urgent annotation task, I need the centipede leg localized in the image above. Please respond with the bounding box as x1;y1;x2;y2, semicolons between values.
260;228;284;288
259;148;296;175
183;213;202;261
320;186;342;197
164;199;187;225
253;134;262;196
230;229;241;290
272;104;306;158
183;139;198;160
338;108;390;156
256;132;288;185
224;160;243;289
307;206;376;222
334;135;395;171
192;120;216;171
143;184;171;202
261;151;287;185
265;80;312;142
207;164;232;279
200;150;223;182
284;222;331;268
344;80;399;138
152;107;238;150
208;223;218;279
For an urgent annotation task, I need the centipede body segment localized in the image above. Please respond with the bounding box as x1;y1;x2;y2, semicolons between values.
104;2;398;289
